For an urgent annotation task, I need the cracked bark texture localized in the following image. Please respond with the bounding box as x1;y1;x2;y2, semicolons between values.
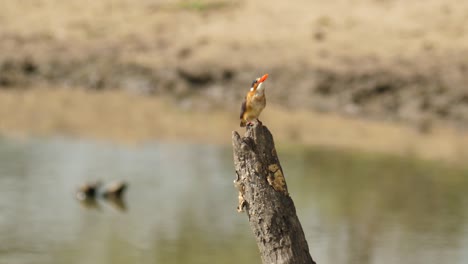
232;123;316;264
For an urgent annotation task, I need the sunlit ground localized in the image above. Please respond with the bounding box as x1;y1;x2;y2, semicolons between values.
1;88;468;163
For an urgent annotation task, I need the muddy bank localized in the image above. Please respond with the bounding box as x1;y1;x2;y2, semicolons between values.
2;0;468;129
2;88;468;163
2;49;468;130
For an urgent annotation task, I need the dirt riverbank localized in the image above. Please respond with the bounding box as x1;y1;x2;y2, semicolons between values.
1;0;468;161
2;0;468;126
1;88;468;163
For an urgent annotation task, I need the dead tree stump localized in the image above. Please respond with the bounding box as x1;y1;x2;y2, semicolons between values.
232;123;316;264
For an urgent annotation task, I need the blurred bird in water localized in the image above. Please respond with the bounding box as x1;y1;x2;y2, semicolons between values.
240;74;269;127
76;181;101;201
102;180;127;199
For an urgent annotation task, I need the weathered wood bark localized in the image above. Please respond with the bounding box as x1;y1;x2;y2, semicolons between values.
232;123;316;264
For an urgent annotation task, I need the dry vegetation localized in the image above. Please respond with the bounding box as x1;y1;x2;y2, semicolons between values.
1;0;468;161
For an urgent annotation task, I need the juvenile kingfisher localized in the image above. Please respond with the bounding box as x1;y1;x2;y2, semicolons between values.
239;73;269;127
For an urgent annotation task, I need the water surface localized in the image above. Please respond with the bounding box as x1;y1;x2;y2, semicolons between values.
0;138;467;264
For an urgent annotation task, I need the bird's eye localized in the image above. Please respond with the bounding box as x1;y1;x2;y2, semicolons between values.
251;80;257;87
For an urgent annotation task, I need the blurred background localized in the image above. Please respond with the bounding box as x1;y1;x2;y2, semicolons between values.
1;0;468;263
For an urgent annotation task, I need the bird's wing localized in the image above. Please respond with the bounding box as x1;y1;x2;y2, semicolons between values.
240;97;247;119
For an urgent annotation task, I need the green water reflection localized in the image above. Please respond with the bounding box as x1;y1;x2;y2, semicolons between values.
0;138;467;264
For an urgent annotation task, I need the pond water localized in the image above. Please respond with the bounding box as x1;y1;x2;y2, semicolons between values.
0;137;467;264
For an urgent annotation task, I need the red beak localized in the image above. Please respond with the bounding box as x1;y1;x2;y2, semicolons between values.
259;74;269;83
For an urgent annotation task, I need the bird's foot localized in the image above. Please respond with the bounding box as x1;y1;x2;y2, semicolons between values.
246;119;262;127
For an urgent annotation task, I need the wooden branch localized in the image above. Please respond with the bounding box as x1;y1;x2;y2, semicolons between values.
232;123;316;264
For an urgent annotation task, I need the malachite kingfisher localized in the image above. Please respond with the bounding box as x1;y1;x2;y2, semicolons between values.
239;73;269;127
